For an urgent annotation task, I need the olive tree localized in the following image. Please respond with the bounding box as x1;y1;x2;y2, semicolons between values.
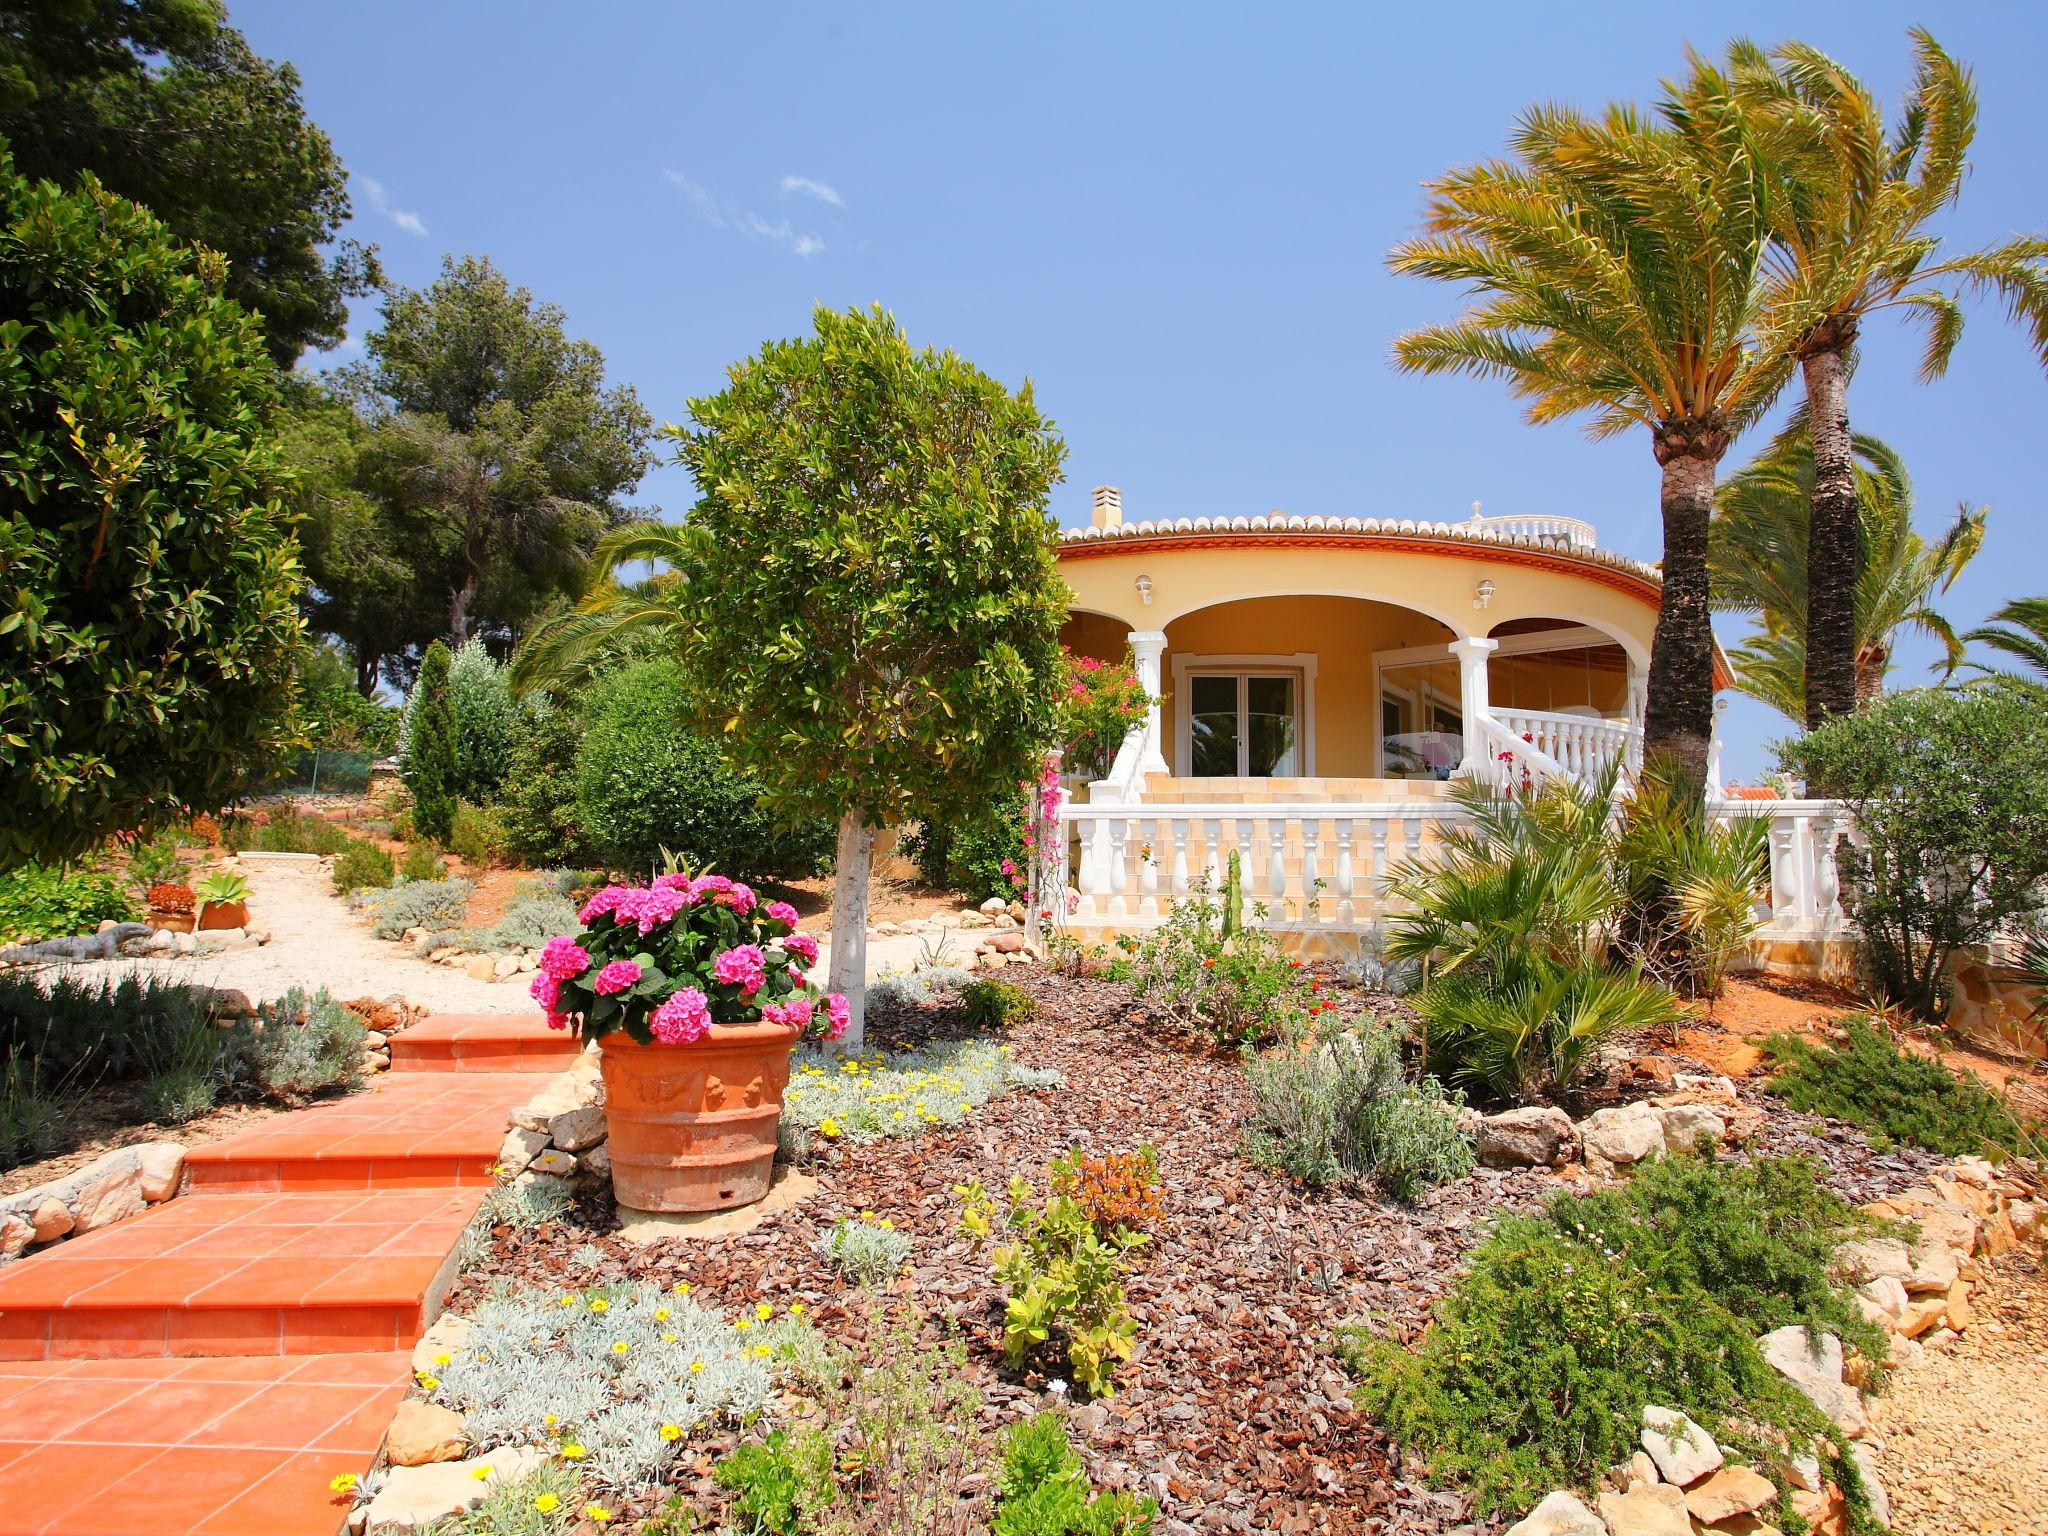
669;305;1070;1047
0;155;305;866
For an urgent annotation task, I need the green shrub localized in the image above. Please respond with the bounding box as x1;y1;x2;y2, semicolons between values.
416;1462;582;1536
137;1067;218;1126
330;836;395;894
1106;881;1305;1050
575;659;833;882
299;645;401;755
431;877;578;955
1763;1017;2036;1159
216;988;364;1102
248;797;349;854
962;977;1037;1029
352;877;473;940
1781;684;2048;1019
399;842;448;883
994;1413;1156;1536
0;972;216;1086
1243;1014;1474;1199
825;1214;913;1286
781;1039;1060;1145
960;1169;1145;1398
903;802;1029;900
1346;1154;1882;1520
1058;651;1151;783
402;641;459;843
0;155;306;867
125;832;192;896
0;864;135;943
498;695;601;869
448;636;518;803
1413;951;1679;1105
448;801;507;868
0;1051;74;1168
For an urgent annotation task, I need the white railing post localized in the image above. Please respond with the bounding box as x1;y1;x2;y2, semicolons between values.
1301;819;1322;922
1334;818;1356;924
1707;697;1728;799
1448;636;1500;778
1106;818;1131;920
1127;630;1169;776
1137;817;1161;919
1265;819;1288;910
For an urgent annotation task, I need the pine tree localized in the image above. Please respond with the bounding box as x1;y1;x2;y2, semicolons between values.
403;642;458;843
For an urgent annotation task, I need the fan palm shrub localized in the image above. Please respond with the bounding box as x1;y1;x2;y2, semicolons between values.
1711;425;1984;720
1962;597;2048;696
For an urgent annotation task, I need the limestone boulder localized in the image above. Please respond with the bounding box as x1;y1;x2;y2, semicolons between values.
1829;1237;1911;1288
497;1127;547;1177
527;1148;577;1177
1475;1106;1578;1169
465;955;498;981
411;1312;472;1374
1858;1275;1909;1322
1653;1103;1726;1153
1847;1443;1890;1527
0;1214;33;1260
362;1446;548;1528
1757;1327;1866;1437
385;1398;467;1465
68;1149;147;1233
28;1198;72;1244
1505;1490;1606;1536
1582;1102;1666;1168
1640;1405;1722;1486
136;1142;185;1202
1684;1466;1778;1524
546;1104;607;1152
1597;1480;1692;1536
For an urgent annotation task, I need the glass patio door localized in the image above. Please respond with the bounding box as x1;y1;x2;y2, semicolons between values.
1188;672;1299;776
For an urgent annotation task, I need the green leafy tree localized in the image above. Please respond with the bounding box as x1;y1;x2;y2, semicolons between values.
1714;31;2048;729
1962;597;2048;694
447;635;515;802
1389;89;1795;793
0;154;305;866
0;0;379;364
668;305;1070;1047
346;255;655;647
401;641;457;843
1711;424;1984;721
1780;684;2048;1019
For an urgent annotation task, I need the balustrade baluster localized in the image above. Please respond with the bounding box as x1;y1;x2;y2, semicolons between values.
1169;822;1191;906
1201;818;1222;892
1300;819;1323;923
1137;817;1161;919
1106;818;1131;920
1334;818;1356;924
1266;819;1288;909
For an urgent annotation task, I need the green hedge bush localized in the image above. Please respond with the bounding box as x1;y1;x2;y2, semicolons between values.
497;695;601;869
574;659;832;881
1764;1017;2036;1159
0;864;135;944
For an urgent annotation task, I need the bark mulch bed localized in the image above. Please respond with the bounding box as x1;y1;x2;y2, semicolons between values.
452;964;1951;1535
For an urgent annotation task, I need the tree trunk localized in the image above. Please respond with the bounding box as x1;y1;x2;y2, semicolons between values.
448;571;480;648
355;649;382;697
1801;341;1861;732
825;810;874;1053
1855;645;1887;707
1643;421;1729;798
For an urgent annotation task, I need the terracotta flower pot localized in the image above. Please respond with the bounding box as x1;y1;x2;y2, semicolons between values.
196;900;248;931
597;1018;804;1214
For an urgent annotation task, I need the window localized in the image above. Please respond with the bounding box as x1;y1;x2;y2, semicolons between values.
1188;671;1299;776
1378;656;1463;779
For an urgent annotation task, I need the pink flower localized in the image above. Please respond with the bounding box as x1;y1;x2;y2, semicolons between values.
540;935;591;981
783;932;818;967
652;872;698;893
592;959;642;996
725;882;757;915
762;994;815;1029
545;1009;572;1031
577;885;635;925
824;993;850;1041
712;944;767;994
529;972;560;1009
763;900;800;928
620;885;688;934
649;988;711;1045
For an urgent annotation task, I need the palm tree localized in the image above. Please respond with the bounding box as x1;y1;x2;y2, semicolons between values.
1710;424;1985;721
507;520;702;693
1962;598;2048;693
1715;31;2048;729
1389;91;1796;793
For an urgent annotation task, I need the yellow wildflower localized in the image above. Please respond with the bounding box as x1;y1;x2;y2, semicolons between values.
559;1441;587;1460
433;1352;453;1367
818;1117;841;1138
673;1280;693;1294
690;1360;705;1373
734;1316;752;1331
753;1344;773;1359
415;1373;439;1392
789;1301;806;1317
662;1331;678;1343
755;1302;773;1321
586;1506;614;1524
611;1340;630;1355
533;1492;560;1513
329;1473;359;1493
588;1298;609;1313
654;1306;671;1322
470;1463;493;1481
660;1422;683;1442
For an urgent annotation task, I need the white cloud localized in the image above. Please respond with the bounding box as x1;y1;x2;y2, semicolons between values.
779;174;844;209
662;169;826;257
358;176;428;238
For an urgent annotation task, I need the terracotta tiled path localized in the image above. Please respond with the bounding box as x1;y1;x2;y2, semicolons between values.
0;1015;575;1535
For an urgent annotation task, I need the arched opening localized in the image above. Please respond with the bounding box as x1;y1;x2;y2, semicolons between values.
1058;609;1131;666
1486;616;1638;720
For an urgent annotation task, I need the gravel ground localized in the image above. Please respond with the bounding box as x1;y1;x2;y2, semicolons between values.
23;857;529;1013
1870;1252;2048;1536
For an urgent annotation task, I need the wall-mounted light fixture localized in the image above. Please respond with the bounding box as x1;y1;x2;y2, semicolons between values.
1135;574;1153;606
1473;579;1496;610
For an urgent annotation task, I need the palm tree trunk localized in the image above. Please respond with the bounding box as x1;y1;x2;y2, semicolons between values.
1643;422;1728;797
1801;343;1860;731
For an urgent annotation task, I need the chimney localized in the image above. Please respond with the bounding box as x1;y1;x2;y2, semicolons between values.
1091;485;1123;529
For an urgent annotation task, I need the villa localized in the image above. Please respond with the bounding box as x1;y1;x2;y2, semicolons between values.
1051;487;1847;963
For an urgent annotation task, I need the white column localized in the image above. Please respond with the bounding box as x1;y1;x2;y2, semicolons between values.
1447;637;1499;778
1706;696;1729;799
1127;629;1169;775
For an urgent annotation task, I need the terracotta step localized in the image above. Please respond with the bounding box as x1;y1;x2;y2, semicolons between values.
0;1352;406;1535
388;1013;581;1072
182;1072;540;1193
0;1190;481;1361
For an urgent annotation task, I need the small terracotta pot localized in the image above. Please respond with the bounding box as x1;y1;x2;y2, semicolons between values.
150;911;196;933
598;1018;804;1214
196;900;248;931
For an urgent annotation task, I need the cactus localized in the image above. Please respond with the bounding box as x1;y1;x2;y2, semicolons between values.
1221;849;1244;940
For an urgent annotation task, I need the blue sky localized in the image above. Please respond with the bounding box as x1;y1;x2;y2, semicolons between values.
240;0;2048;782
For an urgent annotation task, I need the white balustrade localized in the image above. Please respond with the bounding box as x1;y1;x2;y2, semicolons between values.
1491;708;1641;783
1465;512;1599;549
1713;798;1856;936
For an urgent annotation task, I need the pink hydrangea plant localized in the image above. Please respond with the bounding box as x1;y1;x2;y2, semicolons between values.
592;959;643;996
712;944;767;995
649;988;712;1044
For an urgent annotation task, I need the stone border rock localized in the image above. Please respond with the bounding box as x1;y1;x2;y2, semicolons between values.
1503;1155;2047;1536
1471;1074;1761;1173
496;1047;607;1193
870;897;1037;971
0;1141;186;1260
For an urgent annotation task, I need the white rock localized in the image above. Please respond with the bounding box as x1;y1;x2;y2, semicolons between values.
0;1215;33;1259
546;1104;607;1153
28;1198;72;1244
385;1398;467;1465
1903;1235;1959;1296
1671;1072;1739;1101
1850;1442;1890;1526
497;1127;548;1177
1787;1451;1823;1492
1653;1103;1726;1152
515;953;536;973
1831;1237;1912;1287
361;1446;549;1528
931;913;962;930
1859;1275;1910;1322
1757;1326;1866;1436
491;954;520;979
465;955;498;981
1505;1490;1606;1536
1640;1405;1723;1486
136;1142;185;1202
1597;1480;1692;1536
1581;1102;1666;1166
410;1312;472;1373
2008;1197;2040;1239
979;897;1009;915
528;1148;577;1177
957;909;991;929
1474;1106;1578;1168
69;1150;147;1232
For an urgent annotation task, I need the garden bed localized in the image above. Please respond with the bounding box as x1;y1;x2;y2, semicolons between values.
451;962;1962;1533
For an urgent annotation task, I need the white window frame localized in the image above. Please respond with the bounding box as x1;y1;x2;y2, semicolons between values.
1170;652;1317;777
